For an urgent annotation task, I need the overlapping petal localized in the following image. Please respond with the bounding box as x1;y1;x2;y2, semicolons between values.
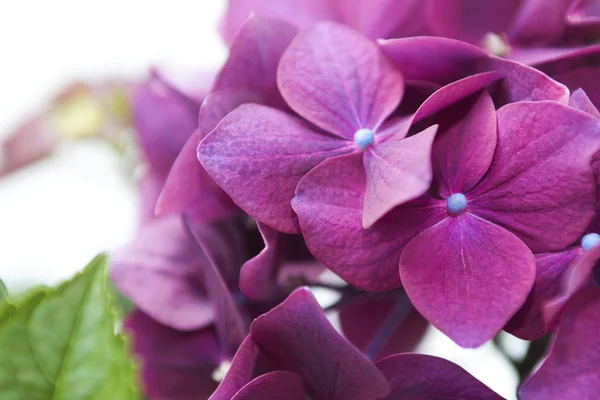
470;101;600;252
232;371;305;400
400;213;536;347
278;22;404;139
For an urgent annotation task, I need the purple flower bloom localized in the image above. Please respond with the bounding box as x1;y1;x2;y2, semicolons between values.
199;22;437;237
520;287;600;400
294;90;600;347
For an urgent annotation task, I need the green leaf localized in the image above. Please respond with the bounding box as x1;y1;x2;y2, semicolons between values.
0;254;139;400
0;279;7;301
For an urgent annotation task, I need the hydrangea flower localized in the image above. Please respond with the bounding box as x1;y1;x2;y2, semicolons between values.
199;21;438;235
294;90;600;347
211;287;503;400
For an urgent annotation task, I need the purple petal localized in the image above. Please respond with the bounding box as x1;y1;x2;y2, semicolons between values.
210;336;262;400
569;88;600;118
214;16;297;109
520;287;600;400
376;353;504;399
554;65;600;110
432;90;497;198
132;73;198;178
198;104;352;234
110;216;214;331
186;219;248;356
233;371;305;400
470;101;600;252
508;0;572;45
219;0;335;44
363;125;438;228
250;288;391;400
239;222;285;301
332;0;423;40
505;248;581;340
292;153;446;291
340;298;429;360
400;213;536;348
124;311;220;400
567;0;600;26
278;21;404;139
427;0;522;45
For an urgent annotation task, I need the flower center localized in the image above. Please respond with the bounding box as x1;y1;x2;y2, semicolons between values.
354;128;375;149
482;32;510;57
447;193;467;215
581;233;600;251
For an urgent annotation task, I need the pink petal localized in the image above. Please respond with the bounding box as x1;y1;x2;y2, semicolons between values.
110;216;214;331
250;288;391;400
554;65;600;111
520;287;600;400
470;101;600;252
363;124;438;228
376;354;504;399
427;0;522;45
508;0;572;45
219;0;336;44
505;248;581;340
400;213;535;348
278;21;404;139
210;336;261;400
198;104;352;234
432;90;497;198
293;153;446;291
570;88;600;118
232;371;305;400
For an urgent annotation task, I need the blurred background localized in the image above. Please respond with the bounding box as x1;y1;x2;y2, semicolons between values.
0;2;525;398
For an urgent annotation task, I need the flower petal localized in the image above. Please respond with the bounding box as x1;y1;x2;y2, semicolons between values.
232;371;305;400
110;216;214;331
470;101;600;252
124;311;220;400
376;353;504;399
569;88;600;118
250;287;391;400
508;0;572;45
432;90;497;198
427;0;522;45
219;0;335;44
520;287;600;400
339;297;428;360
363;124;438;228
239;222;285;301
400;213;535;348
292;153;446;291
198;104;352;234
505;248;581;340
278;21;404;139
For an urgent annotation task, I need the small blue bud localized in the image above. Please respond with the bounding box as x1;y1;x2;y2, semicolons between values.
354;128;375;149
447;193;467;215
582;233;600;251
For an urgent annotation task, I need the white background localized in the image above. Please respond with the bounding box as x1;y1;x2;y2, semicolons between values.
0;2;523;398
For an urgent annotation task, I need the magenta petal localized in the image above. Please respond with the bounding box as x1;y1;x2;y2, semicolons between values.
470;101;600;252
363;125;438;228
187;219;247;356
124;311;220;400
505;248;581;340
340;299;428;360
427;0;522;45
250;288;390;400
239;223;285;301
432;90;497;198
198;104;352;234
293;153;446;291
110;216;213;331
520;287;600;400
508;0;572;45
214;16;297;109
219;0;335;44
376;354;504;399
570;88;600;118
210;336;261;400
233;371;305;400
400;214;535;348
278;22;404;138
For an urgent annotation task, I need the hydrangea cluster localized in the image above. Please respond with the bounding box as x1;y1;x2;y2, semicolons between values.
103;1;600;399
